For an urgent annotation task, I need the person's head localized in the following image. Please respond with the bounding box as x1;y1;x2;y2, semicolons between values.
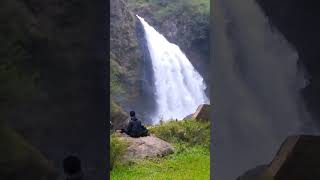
130;111;135;117
63;155;82;176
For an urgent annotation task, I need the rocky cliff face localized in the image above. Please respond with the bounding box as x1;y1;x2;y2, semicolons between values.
110;0;156;123
128;0;210;90
110;0;210;124
256;0;320;129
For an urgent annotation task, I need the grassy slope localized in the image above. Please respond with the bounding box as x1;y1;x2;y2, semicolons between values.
110;119;210;179
111;146;209;180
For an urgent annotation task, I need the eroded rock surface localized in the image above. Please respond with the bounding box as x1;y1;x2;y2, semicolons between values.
192;104;211;121
115;132;174;161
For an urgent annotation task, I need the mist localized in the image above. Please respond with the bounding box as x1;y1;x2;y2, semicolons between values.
211;0;318;179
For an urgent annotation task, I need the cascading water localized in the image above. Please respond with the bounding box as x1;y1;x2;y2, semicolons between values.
137;15;209;123
212;0;318;179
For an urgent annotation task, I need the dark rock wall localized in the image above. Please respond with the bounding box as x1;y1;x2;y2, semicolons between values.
110;0;156;123
256;0;320;128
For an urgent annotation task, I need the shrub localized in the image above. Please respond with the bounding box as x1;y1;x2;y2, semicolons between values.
149;119;210;149
110;134;128;170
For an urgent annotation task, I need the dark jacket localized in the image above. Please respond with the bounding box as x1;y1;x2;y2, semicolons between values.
125;117;148;137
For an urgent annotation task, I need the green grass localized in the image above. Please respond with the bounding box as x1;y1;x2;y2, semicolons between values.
111;145;209;180
110;119;210;179
110;134;129;170
149;119;210;148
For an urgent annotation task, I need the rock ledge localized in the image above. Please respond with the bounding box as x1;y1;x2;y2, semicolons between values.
115;132;174;161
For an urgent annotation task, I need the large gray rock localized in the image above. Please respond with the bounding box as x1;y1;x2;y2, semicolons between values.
115;132;174;161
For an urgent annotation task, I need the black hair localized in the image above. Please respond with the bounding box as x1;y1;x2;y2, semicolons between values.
130;111;135;117
63;155;82;175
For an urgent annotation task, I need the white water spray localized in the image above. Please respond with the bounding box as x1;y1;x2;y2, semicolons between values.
137;15;209;123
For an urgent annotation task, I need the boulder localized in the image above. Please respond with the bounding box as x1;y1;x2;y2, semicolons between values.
114;132;174;161
238;135;320;180
192;104;211;121
236;165;269;180
263;135;320;180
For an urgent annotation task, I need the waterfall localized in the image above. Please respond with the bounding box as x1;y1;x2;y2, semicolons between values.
137;15;209;123
212;0;317;179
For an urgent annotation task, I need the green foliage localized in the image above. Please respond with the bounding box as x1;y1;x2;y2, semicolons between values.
110;120;210;179
128;0;149;8
110;134;128;170
191;0;210;13
134;0;210;50
149;119;210;149
110;58;125;97
111;145;209;180
129;0;209;20
151;0;209;18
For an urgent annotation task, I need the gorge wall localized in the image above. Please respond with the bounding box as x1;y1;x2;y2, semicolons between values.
256;0;320;129
110;0;210;125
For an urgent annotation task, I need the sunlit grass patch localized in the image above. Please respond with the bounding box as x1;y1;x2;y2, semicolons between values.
110;145;209;180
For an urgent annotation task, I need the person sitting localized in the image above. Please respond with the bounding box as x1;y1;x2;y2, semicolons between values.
121;111;149;138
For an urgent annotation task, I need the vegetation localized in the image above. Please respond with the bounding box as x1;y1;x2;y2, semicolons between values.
111;100;122;115
128;0;209;14
110;134;129;170
110;0;210;177
110;119;210;179
149;119;210;149
110;57;125;97
154;0;209;18
111;145;209;180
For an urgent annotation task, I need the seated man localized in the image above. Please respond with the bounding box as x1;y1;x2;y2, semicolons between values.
121;111;149;138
